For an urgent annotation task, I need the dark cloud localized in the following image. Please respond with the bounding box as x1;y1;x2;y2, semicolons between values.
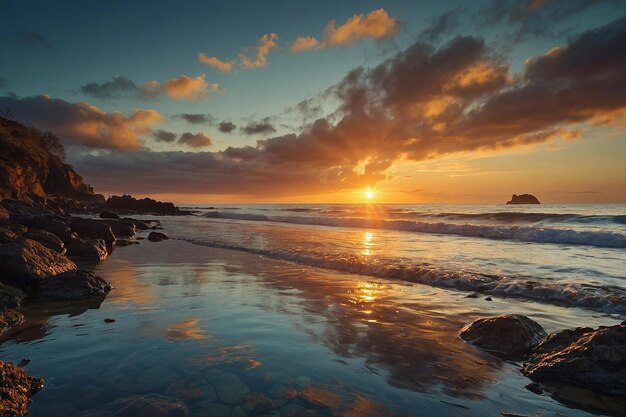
0;77;5;89
0;95;161;150
175;113;214;125
152;129;177;143
178;132;212;148
241;117;276;135
80;76;139;99
20;31;52;48
218;121;237;133
418;9;461;42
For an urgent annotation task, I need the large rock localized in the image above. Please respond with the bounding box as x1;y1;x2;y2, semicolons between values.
148;232;169;242
522;323;626;398
24;229;65;254
0;359;44;417
11;214;73;243
121;218;151;230
0;309;25;336
99;211;120;220
0;283;26;311
0;238;77;289
68;217;115;248
506;194;541;204
38;269;112;300
67;237;108;263
459;314;547;357
104;194;189;215
77;394;188;417
0;224;17;242
99;219;136;237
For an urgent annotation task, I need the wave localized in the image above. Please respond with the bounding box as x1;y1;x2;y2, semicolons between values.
203;212;626;248
182;237;626;315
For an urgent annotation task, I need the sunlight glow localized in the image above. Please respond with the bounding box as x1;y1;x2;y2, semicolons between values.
366;190;374;199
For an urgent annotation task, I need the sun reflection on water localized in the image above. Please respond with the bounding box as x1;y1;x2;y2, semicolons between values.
361;231;374;256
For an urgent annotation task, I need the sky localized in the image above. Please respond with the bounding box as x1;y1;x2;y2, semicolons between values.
1;0;625;203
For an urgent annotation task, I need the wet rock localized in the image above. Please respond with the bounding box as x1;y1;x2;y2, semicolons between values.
104;318;116;323
299;387;342;410
99;211;120;220
164;380;205;403
115;239;139;247
121;218;150;230
38;270;112;300
0;283;26;311
241;392;276;414
148;232;169;242
67;217;115;248
0;359;44;417
11;214;73;243
192;401;231;417
459;314;547;358
213;372;249;404
522;323;626;398
0;238;77;289
99;219;136;237
67;237;108;263
104;194;189;215
0;308;25;336
0;224;17;242
24;229;65;254
78;394;188;417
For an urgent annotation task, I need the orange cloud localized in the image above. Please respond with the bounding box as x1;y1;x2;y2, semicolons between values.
140;74;218;101
239;33;278;68
198;53;235;72
290;36;321;53
324;9;397;47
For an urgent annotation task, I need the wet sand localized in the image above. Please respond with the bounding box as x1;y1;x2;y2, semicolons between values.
0;238;619;416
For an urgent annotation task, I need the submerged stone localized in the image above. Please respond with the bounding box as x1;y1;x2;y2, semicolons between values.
77;394;188;417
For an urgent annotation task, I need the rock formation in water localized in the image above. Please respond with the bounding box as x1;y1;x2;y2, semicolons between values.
506;194;541;204
104;194;191;215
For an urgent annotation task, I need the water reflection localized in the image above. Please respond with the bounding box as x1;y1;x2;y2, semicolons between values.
361;232;374;256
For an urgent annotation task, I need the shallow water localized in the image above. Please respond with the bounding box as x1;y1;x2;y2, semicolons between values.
0;234;622;416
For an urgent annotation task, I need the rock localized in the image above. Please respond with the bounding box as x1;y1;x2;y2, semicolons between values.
104;318;115;323
77;394;188;417
0;283;26;310
67;237;108;263
164;380;205;403
148;232;169;242
0;359;44;417
99;211;120;220
0;205;8;220
0;224;17;242
98;219;136;237
115;239;139;247
38;270;112;300
0;238;77;289
241;392;275;414
11;214;73;243
459;314;547;358
24;229;65;254
0;308;25;336
67;218;115;248
213;372;249;404
104;194;189;215
506;194;540;204
299;387;342;410
522;323;626;398
121;218;150;230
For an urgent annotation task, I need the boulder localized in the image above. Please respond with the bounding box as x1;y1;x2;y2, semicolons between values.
0;238;77;289
68;217;115;248
98;219;136;237
67;237;108;263
116;239;139;247
121;218;150;230
24;229;65;254
522;323;626;398
0;224;17;242
148;232;169;242
0;283;26;311
77;394;188;417
99;211;120;220
0;308;25;336
0;360;44;417
11;214;73;243
459;314;547;357
104;194;189;215
506;194;541;204
38;269;112;300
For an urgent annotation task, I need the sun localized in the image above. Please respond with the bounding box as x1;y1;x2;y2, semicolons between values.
366;189;374;199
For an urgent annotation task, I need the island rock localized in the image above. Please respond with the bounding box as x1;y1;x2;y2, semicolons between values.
506;194;541;204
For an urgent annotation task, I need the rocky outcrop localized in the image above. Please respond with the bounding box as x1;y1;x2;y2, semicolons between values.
67;237;108;263
459;314;547;358
0;117;104;202
99;219;136;237
0;309;25;336
506;194;541;204
148;232;169;242
0;360;44;417
104;194;190;215
67;217;115;249
38;270;112;300
0;283;25;311
99;211;120;220
24;229;65;254
522;323;626;398
78;394;189;417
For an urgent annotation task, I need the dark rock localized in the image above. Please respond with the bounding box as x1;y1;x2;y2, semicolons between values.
120;217;150;230
485;296;492;301
99;211;120;220
24;229;65;254
67;237;108;263
115;239;139;247
0;283;26;311
0;205;8;220
0;359;44;417
11;214;73;243
104;194;190;215
506;194;540;204
148;232;169;242
0;238;77;289
77;394;189;417
522;323;626;398
16;359;30;368
0;224;17;242
104;318;115;323
459;314;547;358
38;269;112;300
67;217;115;248
98;219;136;237
0;308;25;336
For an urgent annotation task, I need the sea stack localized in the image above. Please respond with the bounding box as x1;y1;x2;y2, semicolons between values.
506;194;540;204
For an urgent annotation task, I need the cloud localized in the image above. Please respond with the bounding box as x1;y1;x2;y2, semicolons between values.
20;31;52;48
0;95;162;150
0;77;5;89
218;121;237;133
290;36;321;53
80;76;139;99
71;17;626;196
178;132;212;148
198;53;235;72
239;33;279;68
152;129;177;143
241;118;276;135
175;113;214;125
161;74;217;101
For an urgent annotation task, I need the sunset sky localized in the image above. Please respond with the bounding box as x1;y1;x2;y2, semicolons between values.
1;0;625;203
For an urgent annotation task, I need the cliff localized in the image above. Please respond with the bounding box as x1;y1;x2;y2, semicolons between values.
506;194;541;204
0;117;104;203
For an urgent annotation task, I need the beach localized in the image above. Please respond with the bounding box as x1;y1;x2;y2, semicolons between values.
1;205;624;416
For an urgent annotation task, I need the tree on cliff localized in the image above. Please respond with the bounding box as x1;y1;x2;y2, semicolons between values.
41;131;66;161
